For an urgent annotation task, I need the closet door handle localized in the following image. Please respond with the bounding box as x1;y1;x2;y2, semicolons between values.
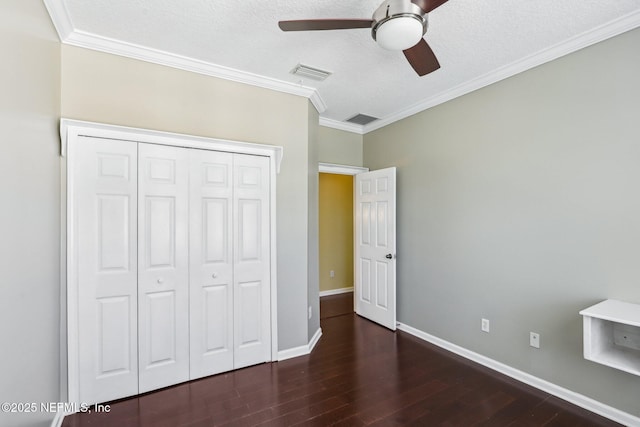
157;278;164;284
385;254;393;259
212;273;218;279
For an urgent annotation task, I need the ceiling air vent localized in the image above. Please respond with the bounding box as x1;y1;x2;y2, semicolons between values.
345;113;379;126
290;63;332;81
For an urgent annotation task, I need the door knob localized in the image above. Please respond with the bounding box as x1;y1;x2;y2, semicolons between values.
385;254;393;259
157;278;164;284
212;273;218;278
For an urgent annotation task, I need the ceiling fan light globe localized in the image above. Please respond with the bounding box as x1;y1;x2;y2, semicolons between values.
376;16;424;51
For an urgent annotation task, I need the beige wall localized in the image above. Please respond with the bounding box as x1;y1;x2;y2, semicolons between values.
0;1;61;426
61;45;314;351
319;173;354;293
318;125;363;166
364;27;640;417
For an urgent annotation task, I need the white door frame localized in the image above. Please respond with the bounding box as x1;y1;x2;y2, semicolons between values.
318;162;368;176
317;162;368;305
62;119;282;404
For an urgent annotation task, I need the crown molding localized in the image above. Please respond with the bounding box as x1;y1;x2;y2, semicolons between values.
363;9;640;134
44;1;327;114
63;30;328;113
308;90;328;114
43;0;74;40
318;117;365;134
44;0;639;134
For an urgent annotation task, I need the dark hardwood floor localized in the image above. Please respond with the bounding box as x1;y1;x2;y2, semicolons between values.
320;292;355;320
63;293;620;427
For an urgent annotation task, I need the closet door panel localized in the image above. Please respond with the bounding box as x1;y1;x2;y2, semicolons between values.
189;150;234;379
74;137;138;404
138;144;190;392
233;154;271;369
146;197;176;267
237;200;261;261
237;280;262;344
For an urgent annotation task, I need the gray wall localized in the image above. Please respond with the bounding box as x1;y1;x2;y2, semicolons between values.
0;1;61;426
363;27;640;416
318;125;363;166
5;0;638;423
308;107;321;340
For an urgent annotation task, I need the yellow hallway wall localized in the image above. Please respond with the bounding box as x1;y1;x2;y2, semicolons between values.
319;173;354;293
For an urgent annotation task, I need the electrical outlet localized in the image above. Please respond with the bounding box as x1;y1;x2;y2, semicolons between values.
530;332;540;348
481;318;490;333
308;306;312;320
330;270;335;278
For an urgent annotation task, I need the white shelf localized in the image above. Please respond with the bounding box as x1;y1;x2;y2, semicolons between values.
580;299;640;376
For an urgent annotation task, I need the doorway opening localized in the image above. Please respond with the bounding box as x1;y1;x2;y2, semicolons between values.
318;163;368;320
319;172;354;319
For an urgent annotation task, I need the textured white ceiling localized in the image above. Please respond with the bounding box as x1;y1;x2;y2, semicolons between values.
58;0;640;131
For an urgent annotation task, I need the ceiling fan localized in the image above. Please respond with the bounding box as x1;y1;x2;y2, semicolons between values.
278;0;449;76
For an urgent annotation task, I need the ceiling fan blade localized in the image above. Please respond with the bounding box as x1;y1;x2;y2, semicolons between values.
403;39;440;76
278;19;374;31
410;0;449;14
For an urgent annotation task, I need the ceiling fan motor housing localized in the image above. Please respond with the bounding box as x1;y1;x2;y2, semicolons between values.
372;0;428;50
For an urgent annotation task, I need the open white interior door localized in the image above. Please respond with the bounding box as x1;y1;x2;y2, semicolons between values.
355;167;397;330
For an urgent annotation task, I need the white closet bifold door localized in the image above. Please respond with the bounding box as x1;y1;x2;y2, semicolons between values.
137;143;190;393
74;137;139;404
67;121;280;406
233;154;271;369
189;149;235;379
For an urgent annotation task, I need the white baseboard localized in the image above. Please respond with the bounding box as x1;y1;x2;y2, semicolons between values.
396;322;640;427
319;287;353;297
277;327;323;361
308;327;322;352
50;411;65;427
277;344;308;361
